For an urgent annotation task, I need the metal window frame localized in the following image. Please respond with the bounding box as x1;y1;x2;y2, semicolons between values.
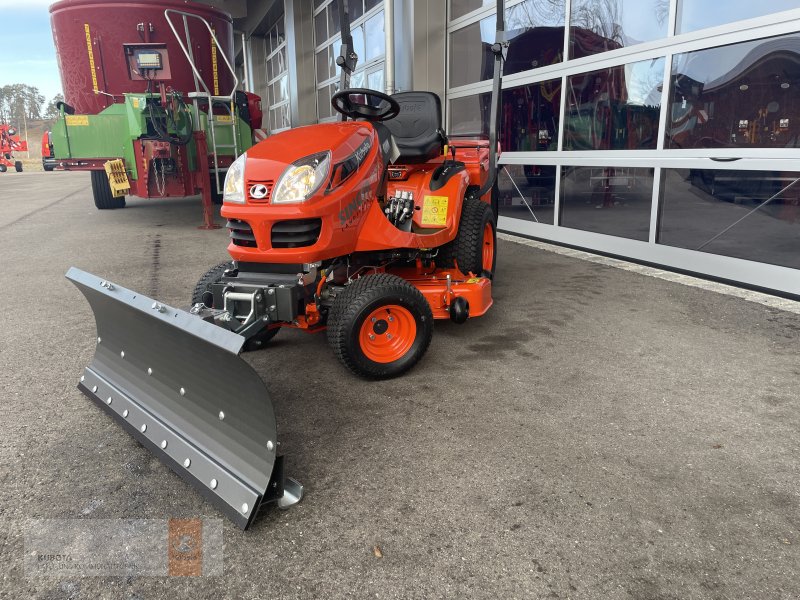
313;0;386;122
445;0;800;296
265;15;291;133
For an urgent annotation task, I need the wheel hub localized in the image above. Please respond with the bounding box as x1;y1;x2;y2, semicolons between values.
358;305;417;364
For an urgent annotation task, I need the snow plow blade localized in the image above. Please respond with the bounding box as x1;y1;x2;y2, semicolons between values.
66;267;302;529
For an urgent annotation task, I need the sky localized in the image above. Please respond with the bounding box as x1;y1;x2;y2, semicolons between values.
0;0;62;103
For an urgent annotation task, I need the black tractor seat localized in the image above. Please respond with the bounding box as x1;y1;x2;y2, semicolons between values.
382;91;446;164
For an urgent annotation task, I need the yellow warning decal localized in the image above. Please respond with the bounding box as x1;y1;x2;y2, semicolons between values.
66;115;90;127
421;195;448;226
84;24;99;94
211;29;220;96
466;278;482;284
215;115;234;123
132;98;140;109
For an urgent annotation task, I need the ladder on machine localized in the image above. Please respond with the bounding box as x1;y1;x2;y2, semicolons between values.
164;9;241;197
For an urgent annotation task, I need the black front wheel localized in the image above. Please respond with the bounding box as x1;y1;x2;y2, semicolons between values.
327;273;434;379
14;161;22;173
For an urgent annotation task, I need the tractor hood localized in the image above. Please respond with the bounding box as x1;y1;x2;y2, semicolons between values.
245;121;376;181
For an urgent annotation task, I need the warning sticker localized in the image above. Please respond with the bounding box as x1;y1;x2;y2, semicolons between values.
215;115;234;124
421;195;448;226
66;115;89;127
132;98;140;109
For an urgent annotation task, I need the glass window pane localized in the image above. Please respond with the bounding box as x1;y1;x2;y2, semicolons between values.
451;0;494;21
365;11;385;62
367;68;384;92
570;0;669;59
666;33;800;150
560;166;654;240
315;10;327;45
317;86;331;120
658;169;800;269
328;3;341;37
449;93;491;137
365;0;382;12
351;0;364;21
449;0;565;89
565;58;664;151
352;25;366;64
315;48;329;83
498;165;557;224
678;0;800;34
350;70;366;88
501;78;562;152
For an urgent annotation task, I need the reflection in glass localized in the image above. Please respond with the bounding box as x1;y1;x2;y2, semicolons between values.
666;34;800;150
565;59;664;150
449;79;562;149
498;165;557;224
658;169;800;269
449;0;565;88
560;167;654;240
570;0;669;59
678;0;800;33
501;79;562;152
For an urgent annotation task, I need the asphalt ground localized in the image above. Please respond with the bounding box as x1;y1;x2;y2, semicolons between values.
0;170;798;599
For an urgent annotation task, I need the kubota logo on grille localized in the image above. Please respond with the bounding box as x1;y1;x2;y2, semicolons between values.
250;184;270;199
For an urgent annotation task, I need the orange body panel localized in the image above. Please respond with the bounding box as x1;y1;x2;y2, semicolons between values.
222;121;493;264
391;268;493;320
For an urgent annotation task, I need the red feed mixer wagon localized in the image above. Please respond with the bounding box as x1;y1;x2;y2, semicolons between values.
0;125;28;173
47;0;263;224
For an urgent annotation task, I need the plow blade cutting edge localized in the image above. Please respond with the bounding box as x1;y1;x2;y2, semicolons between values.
66;267;302;529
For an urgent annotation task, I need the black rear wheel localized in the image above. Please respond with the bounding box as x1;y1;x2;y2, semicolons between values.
14;161;22;173
192;261;280;350
327;273;433;379
91;170;125;209
0;165;6;173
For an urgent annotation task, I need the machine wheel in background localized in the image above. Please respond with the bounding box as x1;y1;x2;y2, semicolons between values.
14;161;22;173
43;163;54;172
327;273;433;379
0;165;6;173
191;261;280;350
209;175;223;205
91;170;126;209
437;196;497;277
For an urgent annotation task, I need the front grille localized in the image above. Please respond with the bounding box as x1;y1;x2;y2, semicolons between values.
247;179;274;203
227;219;257;247
271;219;322;248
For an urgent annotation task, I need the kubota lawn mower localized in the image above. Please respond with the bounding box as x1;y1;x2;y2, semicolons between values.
0;124;27;173
66;0;508;528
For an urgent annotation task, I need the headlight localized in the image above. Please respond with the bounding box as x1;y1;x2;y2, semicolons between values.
272;151;331;204
223;152;247;204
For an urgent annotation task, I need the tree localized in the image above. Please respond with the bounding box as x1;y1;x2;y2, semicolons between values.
44;93;65;119
0;84;46;124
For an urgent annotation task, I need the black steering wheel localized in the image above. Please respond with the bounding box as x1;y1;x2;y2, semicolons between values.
331;88;401;122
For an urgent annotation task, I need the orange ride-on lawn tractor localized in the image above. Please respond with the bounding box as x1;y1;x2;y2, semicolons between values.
66;0;508;528
0;124;28;173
